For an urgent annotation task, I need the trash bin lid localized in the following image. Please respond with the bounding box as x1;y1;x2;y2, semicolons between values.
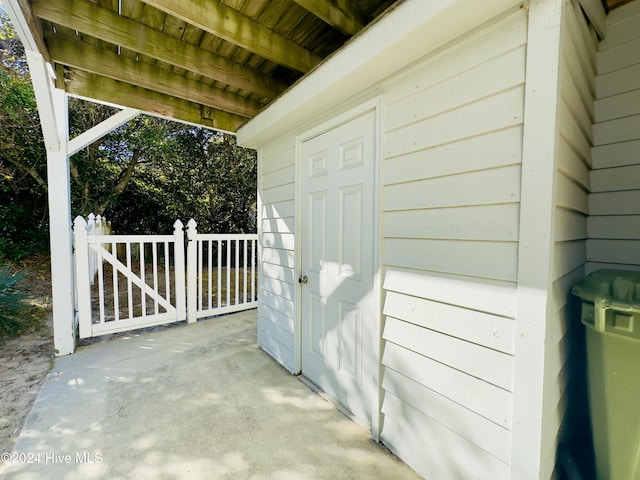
571;269;640;309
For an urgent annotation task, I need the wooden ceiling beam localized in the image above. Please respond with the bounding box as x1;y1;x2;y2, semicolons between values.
31;0;287;99
63;68;247;132
291;0;368;36
46;33;263;118
139;0;322;73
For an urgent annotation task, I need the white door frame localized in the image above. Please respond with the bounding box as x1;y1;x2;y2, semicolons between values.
294;97;383;440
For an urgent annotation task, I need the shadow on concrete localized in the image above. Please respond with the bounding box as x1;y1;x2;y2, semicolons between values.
0;310;419;479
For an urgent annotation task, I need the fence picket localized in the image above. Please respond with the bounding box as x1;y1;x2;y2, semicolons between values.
173;220;186;322
186;219;198;324
126;242;133;319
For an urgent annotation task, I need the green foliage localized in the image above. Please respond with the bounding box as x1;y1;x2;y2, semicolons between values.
0;11;49;260
0;11;257;263
0;265;26;342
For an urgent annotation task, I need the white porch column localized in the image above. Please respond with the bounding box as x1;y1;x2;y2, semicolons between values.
26;50;76;356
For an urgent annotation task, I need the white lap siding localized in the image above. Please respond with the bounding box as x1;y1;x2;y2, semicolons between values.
258;138;296;372
589;0;640;273
379;9;525;479
543;1;598;477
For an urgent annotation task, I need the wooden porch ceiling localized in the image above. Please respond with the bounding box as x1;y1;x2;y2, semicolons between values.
15;0;631;133
15;0;399;132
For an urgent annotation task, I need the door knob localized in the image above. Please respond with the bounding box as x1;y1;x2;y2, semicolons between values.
298;275;308;284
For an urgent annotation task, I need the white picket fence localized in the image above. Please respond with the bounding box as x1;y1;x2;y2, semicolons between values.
73;215;257;338
85;214;112;284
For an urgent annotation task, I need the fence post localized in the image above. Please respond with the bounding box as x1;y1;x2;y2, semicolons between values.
173;220;186;322
186;219;198;323
73;216;92;339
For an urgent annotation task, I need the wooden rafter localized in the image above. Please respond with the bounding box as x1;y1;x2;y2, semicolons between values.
140;0;323;73
46;33;264;118
64;69;247;132
31;0;287;99
291;0;368;36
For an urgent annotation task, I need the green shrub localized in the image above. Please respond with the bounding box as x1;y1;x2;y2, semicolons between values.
0;265;27;341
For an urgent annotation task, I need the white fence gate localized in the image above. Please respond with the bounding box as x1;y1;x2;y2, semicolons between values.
73;216;257;338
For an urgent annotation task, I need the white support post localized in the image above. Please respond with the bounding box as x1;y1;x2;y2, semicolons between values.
173;220;186;322
186;219;198;323
73;217;92;339
25;50;76;355
511;0;565;477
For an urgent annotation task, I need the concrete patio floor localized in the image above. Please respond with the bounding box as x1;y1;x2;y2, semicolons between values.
0;310;420;480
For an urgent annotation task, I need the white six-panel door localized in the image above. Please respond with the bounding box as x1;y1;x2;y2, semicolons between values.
299;110;376;426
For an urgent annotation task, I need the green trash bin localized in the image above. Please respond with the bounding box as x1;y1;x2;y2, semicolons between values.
572;269;640;480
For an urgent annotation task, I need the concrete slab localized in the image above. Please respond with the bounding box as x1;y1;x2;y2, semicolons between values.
0;311;420;479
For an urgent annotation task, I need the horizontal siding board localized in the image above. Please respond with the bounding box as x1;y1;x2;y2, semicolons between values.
258;326;294;372
554;207;587;242
561;52;595;133
596;37;640;75
586;239;640;265
381;412;509;480
382;368;511;462
382;341;513;428
382;291;515;354
599;7;640;50
383;127;523;186
383;267;517;317
261;261;296;285
594;89;640;123
567;0;597;69
593;114;640;146
260;276;295;302
262;165;295;189
596;64;640;98
262;232;295;250
261;288;295;318
385;8;527;105
590;164;640;192
383;204;519;242
385;46;525;132
261;246;295;268
383;317;514;390
260;182;296;205
607;0;640;23
588;215;640;239
555;171;589;214
551;267;585;315
591;139;640;169
261;216;295;234
384;238;518;282
261;302;295;335
384;86;525;158
382;393;510;476
586;262;640;274
558;101;592;162
559;94;593;160
589;190;640;215
261;200;295;219
553;240;587;280
561;52;595;125
384;165;521;211
558;136;591;189
261;143;294;175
